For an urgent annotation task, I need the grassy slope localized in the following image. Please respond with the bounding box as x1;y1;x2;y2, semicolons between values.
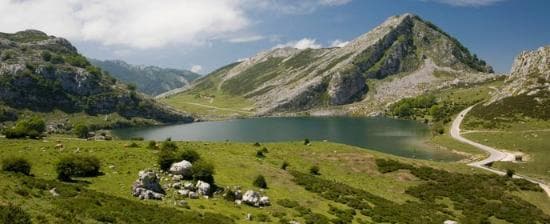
162;63;255;120
464;129;550;183
0;137;548;223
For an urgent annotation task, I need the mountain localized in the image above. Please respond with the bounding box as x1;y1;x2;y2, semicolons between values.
164;13;494;117
467;46;549;126
89;59;200;96
0;30;192;127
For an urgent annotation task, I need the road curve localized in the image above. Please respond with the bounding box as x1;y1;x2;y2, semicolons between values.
450;106;550;197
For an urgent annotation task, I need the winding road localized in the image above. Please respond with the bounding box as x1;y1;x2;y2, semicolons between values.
451;106;550;197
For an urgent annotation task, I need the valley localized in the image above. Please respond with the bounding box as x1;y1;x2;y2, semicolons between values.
0;7;549;224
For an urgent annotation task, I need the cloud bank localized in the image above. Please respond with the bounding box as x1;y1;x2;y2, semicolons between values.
0;0;352;49
273;38;322;50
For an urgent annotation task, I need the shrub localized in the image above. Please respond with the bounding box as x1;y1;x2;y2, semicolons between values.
223;189;237;202
41;51;52;61
158;149;178;171
2;116;46;139
56;155;101;181
73;124;89;138
281;161;289;170
127;142;139;148
180;149;201;163
309;165;320;175
1;157;31;175
260;147;269;153
0;204;32;224
304;138;310;145
65;54;90;68
50;54;64;64
506;169;515;178
191;160;215;184
160;141;178;151
253;175;268;189
256;150;265;158
147;141;158;150
253;142;261;147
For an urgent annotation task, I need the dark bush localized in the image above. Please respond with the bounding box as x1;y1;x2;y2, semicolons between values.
260;147;269;153
158;149;178;171
256;150;265;158
56;155;101;181
253;175;268;189
506;169;515;178
0;204;32;224
160;141;178;151
253;142;261;147
180;149;201;163
73;124;89;138
130;137;144;141
1;157;31;175
309;165;320;175
41;51;52;61
281;161;289;170
127;142;139;148
147;141;157;150
191;160;215;184
304;138;310;145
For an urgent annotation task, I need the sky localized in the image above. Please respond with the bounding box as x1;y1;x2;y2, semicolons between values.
0;0;548;74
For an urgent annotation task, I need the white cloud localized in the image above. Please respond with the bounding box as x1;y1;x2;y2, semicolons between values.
273;38;322;50
330;39;350;48
0;0;249;49
190;65;203;73
227;35;266;43
423;0;505;7
244;0;352;14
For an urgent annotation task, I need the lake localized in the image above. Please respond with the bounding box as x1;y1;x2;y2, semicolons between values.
112;117;462;161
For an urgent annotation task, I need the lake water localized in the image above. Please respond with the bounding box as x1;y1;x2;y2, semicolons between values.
112;117;462;161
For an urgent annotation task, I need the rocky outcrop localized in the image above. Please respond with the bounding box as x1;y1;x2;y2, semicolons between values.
490;46;550;102
132;170;165;200
241;190;270;207
0;30;193;124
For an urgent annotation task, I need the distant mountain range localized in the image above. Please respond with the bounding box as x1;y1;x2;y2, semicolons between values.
89;59;200;96
164;13;495;117
0;30;192;126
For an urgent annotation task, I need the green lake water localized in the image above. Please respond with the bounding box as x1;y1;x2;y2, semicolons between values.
112;117;462;161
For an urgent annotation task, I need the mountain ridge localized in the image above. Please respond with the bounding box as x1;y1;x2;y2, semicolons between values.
164;13;495;118
89;59;200;96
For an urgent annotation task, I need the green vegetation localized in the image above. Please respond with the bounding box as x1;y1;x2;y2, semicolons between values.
465;89;550;129
0;137;547;223
0;203;32;224
309;165;320;175
73;123;89;138
2;116;45;139
291;159;548;224
1;157;31;176
56;155;101;181
190;160;215;185
253;175;268;189
180;149;201;163
464;130;550;183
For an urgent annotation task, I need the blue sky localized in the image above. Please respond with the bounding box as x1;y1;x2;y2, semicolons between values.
1;0;548;73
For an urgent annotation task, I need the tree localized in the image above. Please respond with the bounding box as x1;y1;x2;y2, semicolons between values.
253;175;268;189
506;169;515;178
56;155;101;181
73;124;89;138
281;161;289;170
3;116;46;139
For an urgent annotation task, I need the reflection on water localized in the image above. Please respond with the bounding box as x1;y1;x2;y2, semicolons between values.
112;117;462;161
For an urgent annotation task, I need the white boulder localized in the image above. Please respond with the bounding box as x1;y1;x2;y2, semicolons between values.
196;180;211;195
169;160;192;176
